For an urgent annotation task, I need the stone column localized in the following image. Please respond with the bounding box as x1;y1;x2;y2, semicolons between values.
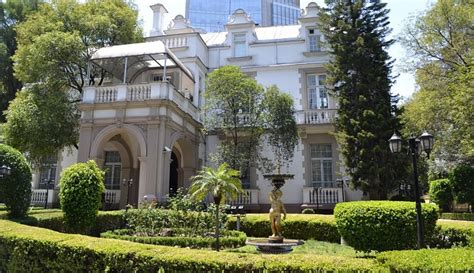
78;124;93;162
137;156;149;204
146;123;159;197
155;117;167;200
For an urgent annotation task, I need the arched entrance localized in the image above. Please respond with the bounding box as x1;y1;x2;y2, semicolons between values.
169;151;179;196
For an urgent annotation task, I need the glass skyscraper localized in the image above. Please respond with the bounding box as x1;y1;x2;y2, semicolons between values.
186;0;300;32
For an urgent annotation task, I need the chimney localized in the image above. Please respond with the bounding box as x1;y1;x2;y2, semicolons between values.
150;3;169;36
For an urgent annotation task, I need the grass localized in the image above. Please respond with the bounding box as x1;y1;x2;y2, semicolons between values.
226;239;359;257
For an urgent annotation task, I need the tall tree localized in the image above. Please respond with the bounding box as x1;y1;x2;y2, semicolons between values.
401;0;473;171
5;0;143;160
204;65;267;174
319;0;406;199
0;0;43;121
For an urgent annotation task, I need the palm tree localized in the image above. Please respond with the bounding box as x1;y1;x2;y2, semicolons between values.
189;163;243;251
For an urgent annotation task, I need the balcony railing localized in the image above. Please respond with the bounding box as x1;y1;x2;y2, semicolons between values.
302;187;342;204
227;189;259;205
83;82;199;121
162;37;188;48
30;189;56;206
104;190;121;204
296;109;337;125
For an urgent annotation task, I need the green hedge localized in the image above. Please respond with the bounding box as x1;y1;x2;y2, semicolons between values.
440;212;474;221
101;229;247;249
6;210;123;236
377;248;474;272
437;219;474;247
227;214;340;243
0;220;379;272
334;201;439;252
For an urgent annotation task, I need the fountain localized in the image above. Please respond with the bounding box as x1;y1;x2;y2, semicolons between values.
246;173;304;254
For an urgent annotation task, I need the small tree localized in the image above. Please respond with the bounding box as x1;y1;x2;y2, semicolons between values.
0;144;31;218
59;160;105;233
429;179;453;212
450;164;474;212
189;163;243;251
263;85;298;172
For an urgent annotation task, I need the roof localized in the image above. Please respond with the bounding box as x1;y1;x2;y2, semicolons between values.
200;25;302;46
91;41;194;82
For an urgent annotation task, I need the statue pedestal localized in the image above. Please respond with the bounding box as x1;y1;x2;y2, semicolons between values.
268;236;284;244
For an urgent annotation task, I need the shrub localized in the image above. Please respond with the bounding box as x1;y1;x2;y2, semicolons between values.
334;201;439;252
301;208;315;214
377;248;474;272
227;214;340;243
437;219;474;247
427;226;471;248
59;160;105;233
0;220;380;272
440;212;474;221
0;144;31;218
124;208;216;236
101;229;247;249
450;164;474;209
429;178;453;212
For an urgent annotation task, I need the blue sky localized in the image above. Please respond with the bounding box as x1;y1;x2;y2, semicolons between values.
136;0;436;100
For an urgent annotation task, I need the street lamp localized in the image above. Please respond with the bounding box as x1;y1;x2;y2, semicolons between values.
389;131;434;249
123;178;133;210
336;179;345;202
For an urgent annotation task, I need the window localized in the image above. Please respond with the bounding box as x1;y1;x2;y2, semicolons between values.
307;74;329;109
241;167;251;189
308;28;321;52
151;73;172;82
310;144;333;187
233;33;247;57
38;155;57;189
104;151;121;190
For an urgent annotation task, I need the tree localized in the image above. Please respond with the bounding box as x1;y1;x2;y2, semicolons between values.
262;85;299;173
318;0;406;199
0;0;43;122
204;65;266;174
401;0;473;171
4;82;79;164
6;0;142;160
429;179;453;212
449;164;474;211
189;163;243;251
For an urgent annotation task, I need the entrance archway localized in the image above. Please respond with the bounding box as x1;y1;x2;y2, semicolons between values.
169;151;179;196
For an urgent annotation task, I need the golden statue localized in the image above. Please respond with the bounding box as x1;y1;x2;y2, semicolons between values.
269;189;287;239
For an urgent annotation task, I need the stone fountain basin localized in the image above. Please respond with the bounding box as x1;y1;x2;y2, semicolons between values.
246;238;304;254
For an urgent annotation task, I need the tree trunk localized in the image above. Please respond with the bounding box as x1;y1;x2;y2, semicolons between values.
215;202;220;251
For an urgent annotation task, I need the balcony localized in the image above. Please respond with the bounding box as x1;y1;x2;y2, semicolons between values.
302;187;343;210
296;109;337;125
82;82;199;122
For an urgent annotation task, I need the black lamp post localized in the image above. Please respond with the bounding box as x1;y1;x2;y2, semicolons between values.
336;179;345;202
389;131;434;249
43;178;55;209
123;178;133;210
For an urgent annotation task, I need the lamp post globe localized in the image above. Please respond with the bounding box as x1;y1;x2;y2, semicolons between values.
419;131;434;155
388;133;402;153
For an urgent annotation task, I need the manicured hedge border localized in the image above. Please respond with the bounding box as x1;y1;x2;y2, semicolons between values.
227;214;340;243
101;229;247;249
376;248;474;271
440;213;474;221
0;220;380;272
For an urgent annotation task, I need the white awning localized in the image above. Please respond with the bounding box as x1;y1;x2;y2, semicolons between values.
91;40;194;82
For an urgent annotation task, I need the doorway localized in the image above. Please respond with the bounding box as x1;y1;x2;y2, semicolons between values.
169;151;179;196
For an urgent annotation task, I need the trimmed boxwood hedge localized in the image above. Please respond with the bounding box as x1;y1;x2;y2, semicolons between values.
440;212;474;221
227;214;340;243
334;201;439;252
101;229;246;249
0;220;380;272
376;248;474;272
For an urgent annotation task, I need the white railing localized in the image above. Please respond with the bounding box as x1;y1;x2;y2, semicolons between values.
162;37;188;48
227;189;259;205
296;109;337;125
302;187;342;204
95;86;118;103
84;82;200;122
31;189;47;206
127;84;151;101
104;190;121;204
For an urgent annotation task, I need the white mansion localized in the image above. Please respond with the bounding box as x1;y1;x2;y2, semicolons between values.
31;2;363;212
